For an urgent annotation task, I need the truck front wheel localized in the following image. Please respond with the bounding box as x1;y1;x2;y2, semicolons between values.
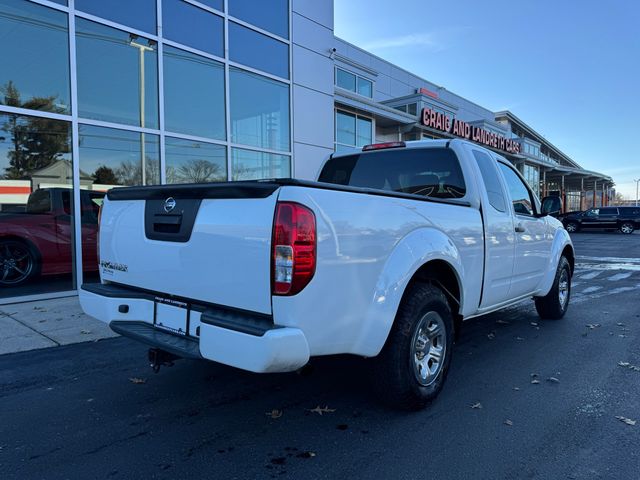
372;283;454;410
534;256;571;320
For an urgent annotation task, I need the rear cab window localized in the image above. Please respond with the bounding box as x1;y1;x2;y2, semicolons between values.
318;147;466;200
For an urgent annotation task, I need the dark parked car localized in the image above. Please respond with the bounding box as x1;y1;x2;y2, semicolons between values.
561;206;640;234
0;188;104;286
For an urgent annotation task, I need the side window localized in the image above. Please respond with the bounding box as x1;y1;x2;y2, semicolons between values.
472;150;506;212
599;207;618;215
585;209;598;217
498;163;535;216
26;189;52;214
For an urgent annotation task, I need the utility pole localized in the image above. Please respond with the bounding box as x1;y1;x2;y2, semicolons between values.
635;179;640;207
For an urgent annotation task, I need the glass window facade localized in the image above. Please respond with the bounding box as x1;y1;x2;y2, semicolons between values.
0;112;75;296
75;0;157;34
335;110;372;151
163;46;226;140
165;137;226;184
79;125;160;187
335;68;373;98
229;67;290;152
229;22;289;78
0;0;292;300
76;19;159;129
0;0;70;114
228;0;288;38
231;148;290;180
162;0;224;57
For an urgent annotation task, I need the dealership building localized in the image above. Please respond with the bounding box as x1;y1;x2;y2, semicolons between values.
0;0;613;303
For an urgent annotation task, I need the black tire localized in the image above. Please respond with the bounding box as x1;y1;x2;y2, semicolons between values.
620;222;635;234
535;256;571;320
564;221;579;233
372;283;454;410
0;239;39;286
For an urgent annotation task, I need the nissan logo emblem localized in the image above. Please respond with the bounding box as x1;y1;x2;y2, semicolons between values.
163;197;176;213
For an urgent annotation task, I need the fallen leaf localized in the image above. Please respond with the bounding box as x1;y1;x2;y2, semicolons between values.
585;323;601;330
470;402;482;409
615;416;636;426
129;377;146;384
617;322;625;326
487;332;495;340
618;362;640;372
513;387;520;391
530;322;538;327
265;409;283;419
495;319;510;325
80;329;91;335
531;379;540;384
308;405;336;416
547;377;560;383
504;419;513;426
619;334;628;338
516;336;525;341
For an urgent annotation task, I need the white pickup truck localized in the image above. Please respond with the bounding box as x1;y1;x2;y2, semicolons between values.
80;139;573;409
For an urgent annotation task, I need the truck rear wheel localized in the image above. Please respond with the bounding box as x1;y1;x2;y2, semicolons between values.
534;256;571;320
372;283;454;410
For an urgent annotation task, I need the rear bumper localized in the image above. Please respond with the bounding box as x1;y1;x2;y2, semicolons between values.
80;283;310;373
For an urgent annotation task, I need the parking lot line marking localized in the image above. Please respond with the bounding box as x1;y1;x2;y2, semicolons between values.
578;271;601;280
607;272;632;281
581;286;602;294
577;256;640;264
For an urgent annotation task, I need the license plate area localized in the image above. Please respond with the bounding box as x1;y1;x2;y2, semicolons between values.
154;297;189;336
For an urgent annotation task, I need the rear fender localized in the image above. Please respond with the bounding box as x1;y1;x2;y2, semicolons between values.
352;227;465;357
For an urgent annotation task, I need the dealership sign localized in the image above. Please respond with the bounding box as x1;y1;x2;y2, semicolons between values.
421;107;521;154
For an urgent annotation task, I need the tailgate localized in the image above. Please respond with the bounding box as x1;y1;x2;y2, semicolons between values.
98;182;280;315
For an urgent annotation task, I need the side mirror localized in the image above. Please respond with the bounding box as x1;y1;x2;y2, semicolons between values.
540;196;562;217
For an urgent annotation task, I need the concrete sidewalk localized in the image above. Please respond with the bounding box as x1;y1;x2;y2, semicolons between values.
0;296;117;355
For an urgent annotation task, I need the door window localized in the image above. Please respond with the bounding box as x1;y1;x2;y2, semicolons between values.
599;207;618;215
498;163;535;216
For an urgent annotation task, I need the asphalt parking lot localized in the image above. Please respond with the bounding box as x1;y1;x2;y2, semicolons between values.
1;232;639;480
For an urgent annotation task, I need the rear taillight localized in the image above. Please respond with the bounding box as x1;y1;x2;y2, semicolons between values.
272;202;316;295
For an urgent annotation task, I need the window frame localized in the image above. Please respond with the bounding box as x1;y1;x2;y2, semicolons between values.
334;67;374;98
334;109;373;151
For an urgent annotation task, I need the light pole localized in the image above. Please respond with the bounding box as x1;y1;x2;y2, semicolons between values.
634;179;640;207
129;36;154;185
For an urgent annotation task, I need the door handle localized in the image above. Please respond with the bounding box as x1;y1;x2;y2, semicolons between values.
515;224;526;233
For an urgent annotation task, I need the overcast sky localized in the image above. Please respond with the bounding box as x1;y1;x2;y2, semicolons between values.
335;0;640;199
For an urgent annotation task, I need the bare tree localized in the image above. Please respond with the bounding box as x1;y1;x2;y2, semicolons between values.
176;159;223;183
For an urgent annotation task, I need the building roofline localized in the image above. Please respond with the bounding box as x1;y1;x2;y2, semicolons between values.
333;36;496;117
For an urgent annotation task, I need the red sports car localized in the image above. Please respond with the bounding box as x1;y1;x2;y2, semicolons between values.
0;188;104;286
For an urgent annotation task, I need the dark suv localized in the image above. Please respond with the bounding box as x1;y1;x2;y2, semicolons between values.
562;206;640;234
